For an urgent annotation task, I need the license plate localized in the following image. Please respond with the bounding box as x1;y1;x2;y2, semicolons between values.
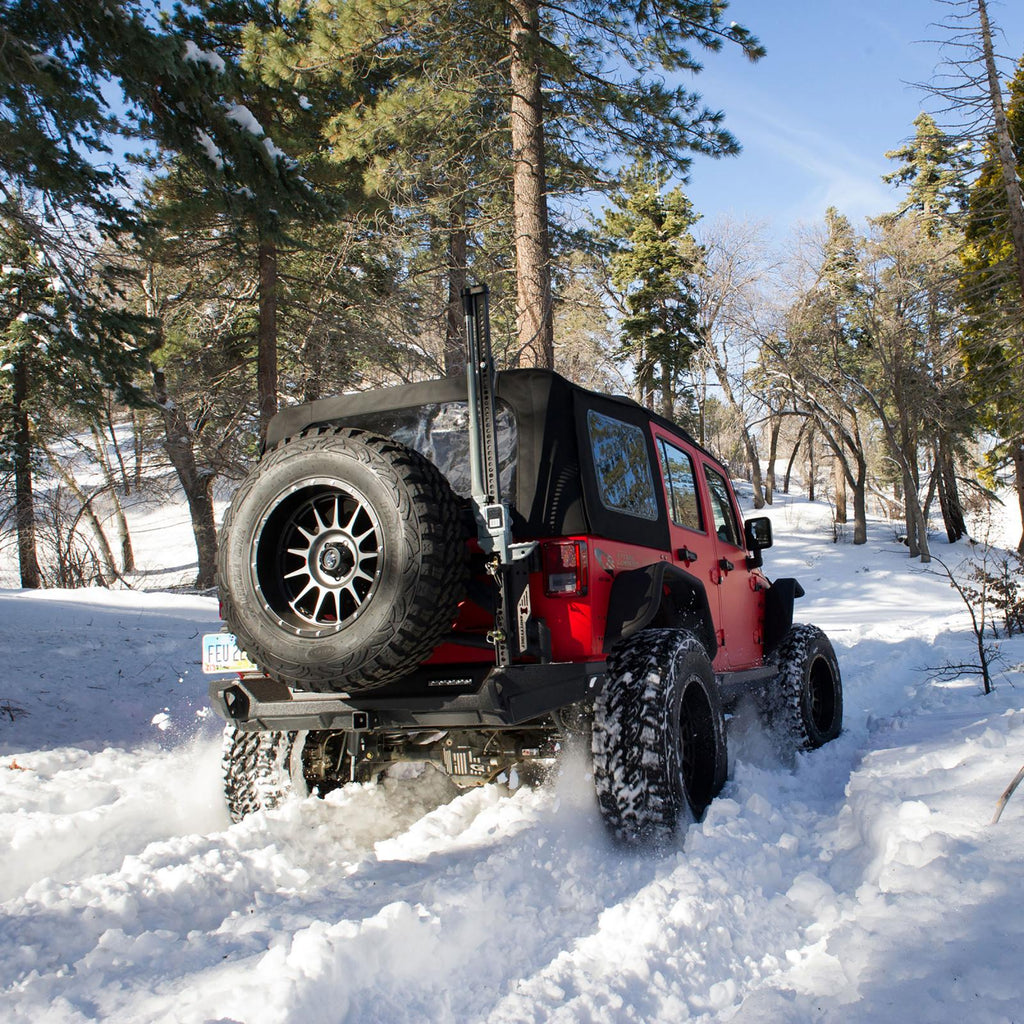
202;633;258;674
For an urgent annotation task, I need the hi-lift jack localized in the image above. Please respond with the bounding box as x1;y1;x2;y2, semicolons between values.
462;284;544;668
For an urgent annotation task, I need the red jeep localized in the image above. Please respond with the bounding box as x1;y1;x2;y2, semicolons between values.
207;286;842;844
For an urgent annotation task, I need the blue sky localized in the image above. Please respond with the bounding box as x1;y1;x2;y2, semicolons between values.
681;0;1024;235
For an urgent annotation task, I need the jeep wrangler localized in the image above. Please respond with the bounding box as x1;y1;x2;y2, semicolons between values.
204;285;842;844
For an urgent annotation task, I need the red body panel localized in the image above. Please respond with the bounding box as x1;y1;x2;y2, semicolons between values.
427;421;768;673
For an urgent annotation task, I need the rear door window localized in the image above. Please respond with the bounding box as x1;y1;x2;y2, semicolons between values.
587;410;659;521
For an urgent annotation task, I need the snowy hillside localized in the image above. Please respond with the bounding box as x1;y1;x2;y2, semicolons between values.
2;493;1023;1024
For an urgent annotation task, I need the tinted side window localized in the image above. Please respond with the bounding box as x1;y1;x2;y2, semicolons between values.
587;410;659;521
703;465;742;547
658;439;704;531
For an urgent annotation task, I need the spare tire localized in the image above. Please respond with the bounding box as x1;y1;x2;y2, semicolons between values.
217;426;468;693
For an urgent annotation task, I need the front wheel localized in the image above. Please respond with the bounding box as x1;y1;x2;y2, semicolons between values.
592;628;728;845
766;624;843;751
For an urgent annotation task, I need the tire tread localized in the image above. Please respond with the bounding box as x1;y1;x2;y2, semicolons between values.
217;426;468;693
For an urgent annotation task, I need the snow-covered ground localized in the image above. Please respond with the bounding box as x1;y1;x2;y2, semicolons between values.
2;490;1024;1023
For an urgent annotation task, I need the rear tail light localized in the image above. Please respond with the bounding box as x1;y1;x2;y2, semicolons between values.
543;540;589;597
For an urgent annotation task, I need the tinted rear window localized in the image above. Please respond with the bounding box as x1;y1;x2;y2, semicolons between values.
344;400;517;500
587;410;659;521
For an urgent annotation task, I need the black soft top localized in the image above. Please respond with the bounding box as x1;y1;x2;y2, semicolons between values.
266;369;715;546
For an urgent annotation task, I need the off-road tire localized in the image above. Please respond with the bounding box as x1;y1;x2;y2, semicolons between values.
218;426;468;693
222;726;306;823
767;624;843;750
592;628;728;845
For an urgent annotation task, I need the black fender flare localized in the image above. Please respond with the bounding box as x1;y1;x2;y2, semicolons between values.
763;577;805;657
602;561;717;659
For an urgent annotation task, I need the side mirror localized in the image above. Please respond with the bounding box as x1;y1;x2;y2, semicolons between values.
744;516;773;568
745;516;773;551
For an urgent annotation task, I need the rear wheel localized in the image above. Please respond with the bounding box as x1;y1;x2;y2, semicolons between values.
592;628;728;845
222;726;376;821
222;727;307;823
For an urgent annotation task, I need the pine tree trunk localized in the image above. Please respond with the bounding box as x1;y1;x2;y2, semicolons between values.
852;459;868;545
153;366;218;589
834;457;848;523
783;422;806;495
131;408;144;492
660;371;675;421
635;346;655;410
12;358;40;589
764;416;781;505
445;205;468;376
1014;441;1024;554
509;0;554;369
978;0;1024;310
807;429;816;503
257;235;279;444
935;435;967;542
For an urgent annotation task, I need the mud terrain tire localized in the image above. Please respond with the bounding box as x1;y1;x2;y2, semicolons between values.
767;624;843;750
222;727;306;822
218;427;467;693
592;628;728;845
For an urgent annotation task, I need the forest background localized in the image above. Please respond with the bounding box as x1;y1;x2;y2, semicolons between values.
2;0;1023;594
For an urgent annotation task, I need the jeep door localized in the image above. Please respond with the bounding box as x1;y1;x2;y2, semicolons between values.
699;461;764;669
652;432;723;662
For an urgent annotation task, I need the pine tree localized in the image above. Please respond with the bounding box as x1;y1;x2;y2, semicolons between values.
600;161;702;419
884;112;972;226
777;209;872;544
292;0;763;370
146;0;356;442
0;0;140;239
296;0;511;374
0;212;151;587
884;112;973;542
960;55;1024;551
503;0;764;367
925;0;1024;550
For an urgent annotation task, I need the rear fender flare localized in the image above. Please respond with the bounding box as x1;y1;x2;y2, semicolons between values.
603;562;717;659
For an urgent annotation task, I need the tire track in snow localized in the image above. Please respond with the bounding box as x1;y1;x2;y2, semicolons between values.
4;517;1024;1023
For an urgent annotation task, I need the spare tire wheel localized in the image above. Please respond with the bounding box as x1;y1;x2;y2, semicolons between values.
217;426;468;693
